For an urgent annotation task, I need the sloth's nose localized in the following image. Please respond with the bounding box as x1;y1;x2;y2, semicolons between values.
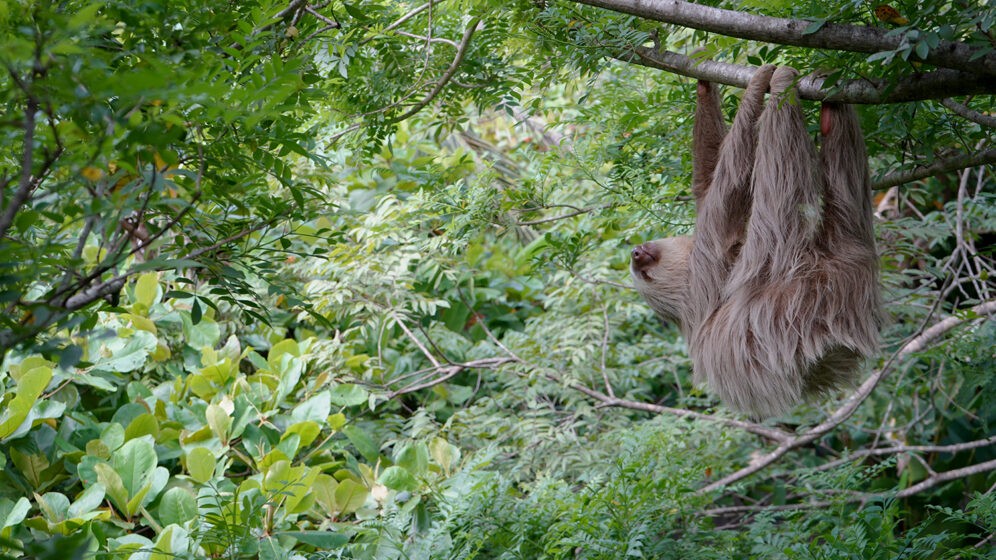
631;243;659;268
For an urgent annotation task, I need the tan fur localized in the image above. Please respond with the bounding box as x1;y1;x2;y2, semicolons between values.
631;66;882;418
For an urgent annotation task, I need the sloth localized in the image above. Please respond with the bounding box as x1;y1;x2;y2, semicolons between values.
631;65;882;418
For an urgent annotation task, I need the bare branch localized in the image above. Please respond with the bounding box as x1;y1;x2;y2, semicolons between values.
816;435;996;472
897;458;996;498
570;0;996;76
873;149;996;190
385;357;518;398
0;91;38;240
386;17;481;125
941;98;996;128
620;46;996;103
899;299;996;357
567;380;792;443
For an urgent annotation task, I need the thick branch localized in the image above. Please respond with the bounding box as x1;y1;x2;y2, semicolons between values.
621;46;996;103
898;300;996;357
941;98;996;128
873;149;996;190
571;0;996;76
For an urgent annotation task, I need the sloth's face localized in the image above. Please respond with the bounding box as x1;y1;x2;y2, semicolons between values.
630;236;693;325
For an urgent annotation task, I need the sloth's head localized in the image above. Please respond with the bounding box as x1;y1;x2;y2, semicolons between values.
630;236;693;325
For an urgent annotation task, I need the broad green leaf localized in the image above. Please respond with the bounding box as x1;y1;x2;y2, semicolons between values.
134;272;160;309
396;442;429;476
343;425;379;463
311;474;339;512
10;447;48;487
186;447;216;483
0;497;30;529
111;437;157;496
333;479;368;515
124;413;160;441
277;530;349;548
379;466;417;492
429;437;461;475
36;492;70;522
67;483;105;518
283;421;321;452
292;391;331;423
94;463;129;515
329;384;368;407
125;313;158;334
91;331;157;373
286;467;320;514
158;487;198;526
205;403;232;442
0;365;52;440
267;338;300;370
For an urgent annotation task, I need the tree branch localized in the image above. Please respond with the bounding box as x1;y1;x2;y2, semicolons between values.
872;148;996;190
940;98;996;128
570;0;996;76
896;458;996;498
385;357;518;398
815;435;996;472
568;382;792;443
619;46;996;103
386;17;481;125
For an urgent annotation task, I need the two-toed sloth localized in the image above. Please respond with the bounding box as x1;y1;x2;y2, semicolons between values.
631;65;882;418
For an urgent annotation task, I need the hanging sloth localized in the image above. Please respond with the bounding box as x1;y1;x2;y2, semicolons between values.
631;65;882;418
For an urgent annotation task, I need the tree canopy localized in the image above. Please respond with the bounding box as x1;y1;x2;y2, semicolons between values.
0;0;994;558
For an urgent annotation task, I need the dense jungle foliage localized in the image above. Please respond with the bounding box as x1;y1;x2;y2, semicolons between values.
0;0;994;558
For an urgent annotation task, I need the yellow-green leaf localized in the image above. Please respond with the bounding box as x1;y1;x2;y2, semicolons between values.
186;447;216;483
333;479;368;515
134;273;160;309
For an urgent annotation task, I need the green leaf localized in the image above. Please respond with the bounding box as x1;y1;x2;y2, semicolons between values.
333;479;368;515
267;338;300;370
67;484;105;519
329;384;368;407
94;463;129;515
343;425;379;463
124;413;160;441
10;447;49;487
157;487;198;526
429;437;461;475
311;474;339;512
379;466;417;492
186;447;216;483
292;391;331;423
134;272;160;309
111;437;157;496
277;530;349;548
396;442;429;476
0;497;31;529
205;404;232;442
0;365;53;440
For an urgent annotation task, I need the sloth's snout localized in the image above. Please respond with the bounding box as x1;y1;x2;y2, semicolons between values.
631;243;659;270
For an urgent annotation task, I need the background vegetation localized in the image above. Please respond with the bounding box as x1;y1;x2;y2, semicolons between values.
0;0;993;558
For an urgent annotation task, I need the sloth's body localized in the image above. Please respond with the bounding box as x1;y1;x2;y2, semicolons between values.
631;66;882;418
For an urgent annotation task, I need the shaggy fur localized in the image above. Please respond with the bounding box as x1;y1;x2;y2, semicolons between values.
631;66;882;418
